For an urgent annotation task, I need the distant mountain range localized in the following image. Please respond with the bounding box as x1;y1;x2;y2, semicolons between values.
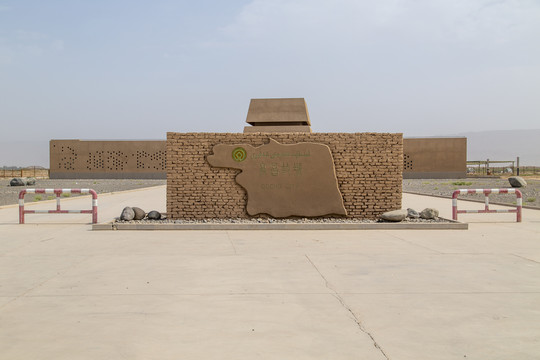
452;129;540;166
2;129;539;168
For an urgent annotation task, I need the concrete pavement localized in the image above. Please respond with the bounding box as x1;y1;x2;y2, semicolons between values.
0;186;539;359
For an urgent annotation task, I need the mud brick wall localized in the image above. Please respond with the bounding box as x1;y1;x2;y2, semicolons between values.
167;132;403;219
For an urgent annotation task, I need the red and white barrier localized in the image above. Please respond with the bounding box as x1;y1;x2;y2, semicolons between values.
19;189;98;224
452;188;522;222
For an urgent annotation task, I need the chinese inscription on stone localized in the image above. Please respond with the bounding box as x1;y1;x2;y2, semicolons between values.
207;138;347;217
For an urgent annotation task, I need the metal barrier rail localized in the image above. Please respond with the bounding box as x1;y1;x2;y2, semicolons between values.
19;189;98;224
452;188;522;222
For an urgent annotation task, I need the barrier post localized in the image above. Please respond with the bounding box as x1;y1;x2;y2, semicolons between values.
452;189;522;222
19;189;98;224
18;189;26;224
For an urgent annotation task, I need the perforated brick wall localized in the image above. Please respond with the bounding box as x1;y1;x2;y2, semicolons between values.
167;132;403;220
50;140;166;179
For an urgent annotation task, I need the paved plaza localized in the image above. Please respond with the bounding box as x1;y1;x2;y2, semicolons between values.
1;186;539;359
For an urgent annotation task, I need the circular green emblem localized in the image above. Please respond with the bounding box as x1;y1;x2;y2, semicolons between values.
232;147;247;162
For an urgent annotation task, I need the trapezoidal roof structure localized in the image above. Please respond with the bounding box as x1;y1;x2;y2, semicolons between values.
244;98;312;133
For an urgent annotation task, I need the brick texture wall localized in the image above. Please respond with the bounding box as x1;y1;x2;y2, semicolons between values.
167;132;403;219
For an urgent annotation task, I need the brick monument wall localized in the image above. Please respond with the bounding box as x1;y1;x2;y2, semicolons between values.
167;132;403;220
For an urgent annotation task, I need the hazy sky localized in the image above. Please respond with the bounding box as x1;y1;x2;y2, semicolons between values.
1;0;539;144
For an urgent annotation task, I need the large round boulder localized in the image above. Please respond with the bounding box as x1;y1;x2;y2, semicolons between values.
508;176;527;188
120;207;135;221
10;178;25;186
25;177;36;185
147;210;162;220
380;209;408;222
132;207;146;220
420;208;439;219
407;208;420;219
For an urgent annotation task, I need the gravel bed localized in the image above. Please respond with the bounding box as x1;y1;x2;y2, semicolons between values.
115;216;451;225
0;179;166;207
403;177;540;208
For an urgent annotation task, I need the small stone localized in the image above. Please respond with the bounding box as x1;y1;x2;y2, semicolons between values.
407;208;420;219
147;210;161;220
420;208;439;219
120;207;135;221
508;176;527;188
132;207;145;220
10;178;25;186
380;209;408;222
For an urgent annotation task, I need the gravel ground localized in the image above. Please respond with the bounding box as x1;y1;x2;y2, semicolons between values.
403;177;540;208
115;217;450;224
0;179;166;207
